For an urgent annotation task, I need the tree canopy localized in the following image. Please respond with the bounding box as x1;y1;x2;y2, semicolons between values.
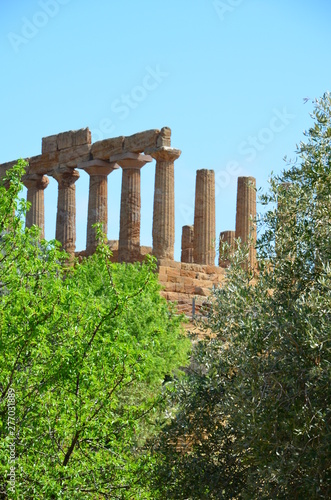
0;162;190;499
149;93;331;499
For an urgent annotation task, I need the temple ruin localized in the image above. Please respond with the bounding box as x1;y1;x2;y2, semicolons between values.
0;127;257;314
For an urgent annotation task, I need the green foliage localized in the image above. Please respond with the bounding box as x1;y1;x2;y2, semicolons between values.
149;93;331;499
0;161;190;499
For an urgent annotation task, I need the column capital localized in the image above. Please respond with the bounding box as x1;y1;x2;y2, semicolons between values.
23;173;49;191
145;146;181;162
109;152;152;169
77;159;119;177
51;167;80;187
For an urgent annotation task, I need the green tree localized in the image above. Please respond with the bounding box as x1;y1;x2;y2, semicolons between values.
0;161;190;499
150;93;331;499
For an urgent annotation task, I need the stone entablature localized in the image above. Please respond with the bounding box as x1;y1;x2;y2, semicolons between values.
1;127;171;175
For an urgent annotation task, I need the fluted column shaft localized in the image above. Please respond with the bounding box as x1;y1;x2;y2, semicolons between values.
23;174;49;238
53;169;79;256
110;153;152;263
193;169;216;265
235;176;256;268
120;167;141;262
79;160;118;254
147;147;181;260
219;230;235;267
88;174;108;248
181;225;194;263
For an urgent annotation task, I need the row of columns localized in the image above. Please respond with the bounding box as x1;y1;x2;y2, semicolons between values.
181;173;256;268
22;146;181;261
22;159;256;268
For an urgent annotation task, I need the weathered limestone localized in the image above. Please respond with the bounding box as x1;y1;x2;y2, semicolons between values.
145;146;181;260
158;261;226;313
124;129;160;153
23;174;49;238
156;127;171;148
193;169;216;265
181;225;194;263
219;230;235;268
109;153;152;263
42;128;91;153
52;168;80;256
235;176;256;268
91;136;124;160
0;160;17;179
0;128;171;177
89;128;171;161
78;160;119;254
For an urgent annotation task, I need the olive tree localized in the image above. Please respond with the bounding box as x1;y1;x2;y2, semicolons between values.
149;93;331;499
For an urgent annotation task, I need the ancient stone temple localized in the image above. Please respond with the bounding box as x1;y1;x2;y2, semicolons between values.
0;126;257;314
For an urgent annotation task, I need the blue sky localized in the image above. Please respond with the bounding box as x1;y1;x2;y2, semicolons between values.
1;0;331;260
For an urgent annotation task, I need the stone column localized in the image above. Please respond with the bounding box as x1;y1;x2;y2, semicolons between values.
193;169;216;265
181;225;194;263
23;174;49;238
145;146;181;260
78;160;119;254
235;176;256;269
109;153;152;263
219;230;235;267
52;168;80;256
